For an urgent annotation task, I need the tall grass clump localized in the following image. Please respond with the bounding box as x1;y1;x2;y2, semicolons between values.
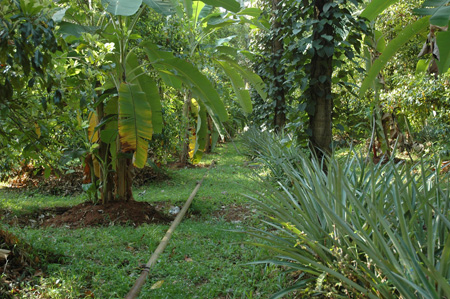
243;129;450;298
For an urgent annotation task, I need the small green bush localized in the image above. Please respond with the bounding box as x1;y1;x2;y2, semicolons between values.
245;130;450;298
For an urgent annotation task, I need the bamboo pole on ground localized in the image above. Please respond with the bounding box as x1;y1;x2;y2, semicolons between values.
125;161;215;299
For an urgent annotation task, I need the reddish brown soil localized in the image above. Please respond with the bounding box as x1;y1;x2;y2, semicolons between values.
42;201;173;228
6;165;169;196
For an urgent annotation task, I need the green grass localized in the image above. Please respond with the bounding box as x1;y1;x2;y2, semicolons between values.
1;140;289;298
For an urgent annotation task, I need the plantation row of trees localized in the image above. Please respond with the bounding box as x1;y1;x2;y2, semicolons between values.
1;0;450;202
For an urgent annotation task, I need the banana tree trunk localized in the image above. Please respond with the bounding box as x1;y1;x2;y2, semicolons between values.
96;102;115;203
180;91;192;164
116;154;134;201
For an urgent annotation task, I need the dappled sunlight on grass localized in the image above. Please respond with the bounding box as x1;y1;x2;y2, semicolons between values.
1;138;287;298
0;189;85;215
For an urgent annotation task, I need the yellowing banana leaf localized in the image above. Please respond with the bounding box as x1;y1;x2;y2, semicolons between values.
192;100;208;164
88;111;99;143
126;52;163;134
118;83;153;168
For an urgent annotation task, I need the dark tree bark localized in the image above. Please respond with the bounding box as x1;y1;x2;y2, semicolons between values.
308;0;334;158
272;0;286;132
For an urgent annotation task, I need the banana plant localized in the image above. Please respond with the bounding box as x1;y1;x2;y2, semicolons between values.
56;0;267;201
359;0;450;96
143;0;268;163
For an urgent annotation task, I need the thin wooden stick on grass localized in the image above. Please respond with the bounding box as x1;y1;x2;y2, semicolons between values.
125;161;215;299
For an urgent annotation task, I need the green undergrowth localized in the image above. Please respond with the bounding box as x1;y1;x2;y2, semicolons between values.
136;141;259;215
1;139;291;298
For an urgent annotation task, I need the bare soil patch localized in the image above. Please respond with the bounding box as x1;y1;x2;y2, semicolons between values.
213;204;254;223
42;201;173;228
6;165;169;196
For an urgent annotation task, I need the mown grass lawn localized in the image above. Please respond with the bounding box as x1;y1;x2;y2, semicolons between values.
1;140;289;298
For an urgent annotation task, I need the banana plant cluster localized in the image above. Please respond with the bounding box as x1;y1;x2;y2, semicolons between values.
55;0;267;201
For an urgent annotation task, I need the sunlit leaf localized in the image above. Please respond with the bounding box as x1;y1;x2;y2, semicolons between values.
436;30;450;73
360;17;430;96
118;83;152;168
360;0;399;21
143;0;177;15
200;0;240;12
102;0;142;16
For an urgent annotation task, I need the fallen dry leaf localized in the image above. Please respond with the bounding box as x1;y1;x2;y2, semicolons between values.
150;280;164;290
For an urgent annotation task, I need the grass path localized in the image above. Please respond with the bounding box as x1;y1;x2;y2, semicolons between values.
1;140;287;298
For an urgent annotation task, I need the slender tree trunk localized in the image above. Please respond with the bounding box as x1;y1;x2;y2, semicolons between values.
308;0;334;159
96;101;115;203
272;0;286;132
180;91;192;164
116;154;134;201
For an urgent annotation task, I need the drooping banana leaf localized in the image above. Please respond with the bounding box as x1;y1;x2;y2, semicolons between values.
200;0;240;13
141;42;183;89
118;83;153;168
126;52;163;134
218;55;267;101
414;0;450;26
359;16;430;96
215;59;252;113
360;0;399;21
101;0;142;16
143;0;177;15
152;57;228;122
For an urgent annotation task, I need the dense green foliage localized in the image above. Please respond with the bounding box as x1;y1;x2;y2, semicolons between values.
1;0;450;297
244;129;450;298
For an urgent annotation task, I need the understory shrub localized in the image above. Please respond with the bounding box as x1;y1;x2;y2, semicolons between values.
245;130;450;298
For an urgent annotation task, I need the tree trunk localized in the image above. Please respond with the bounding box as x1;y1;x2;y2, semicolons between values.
272;0;286;132
96;101;115;204
180;91;192;164
116;154;134;201
308;0;334;159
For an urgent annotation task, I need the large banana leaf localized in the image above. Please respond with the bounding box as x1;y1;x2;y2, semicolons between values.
436;31;450;73
217;55;267;101
142;42;183;89
143;0;177;15
360;0;399;21
414;0;450;26
101;0;142;16
126;52;163;134
200;0;240;12
359;16;430;96
216;60;252;113
118;83;153;168
150;56;228;122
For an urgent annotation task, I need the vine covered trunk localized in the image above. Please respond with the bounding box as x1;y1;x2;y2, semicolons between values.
308;0;334;158
272;0;286;132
